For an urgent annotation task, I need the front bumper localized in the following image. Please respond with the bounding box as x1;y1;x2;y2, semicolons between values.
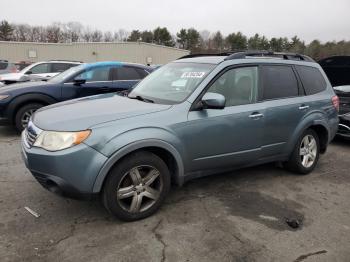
337;114;350;138
21;132;108;199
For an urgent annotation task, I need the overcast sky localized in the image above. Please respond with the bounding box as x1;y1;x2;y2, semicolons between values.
2;0;349;43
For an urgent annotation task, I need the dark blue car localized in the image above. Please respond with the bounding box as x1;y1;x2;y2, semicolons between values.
0;61;152;131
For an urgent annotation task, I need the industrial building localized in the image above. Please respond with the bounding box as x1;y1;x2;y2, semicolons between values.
0;41;189;65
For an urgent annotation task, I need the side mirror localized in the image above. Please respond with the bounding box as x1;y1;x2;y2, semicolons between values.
73;78;86;86
200;92;225;110
25;70;32;75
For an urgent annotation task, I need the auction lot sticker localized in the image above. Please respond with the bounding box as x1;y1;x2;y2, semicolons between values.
181;72;206;78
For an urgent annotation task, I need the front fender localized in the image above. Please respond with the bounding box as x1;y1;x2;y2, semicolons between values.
5;93;57;121
89;127;187;192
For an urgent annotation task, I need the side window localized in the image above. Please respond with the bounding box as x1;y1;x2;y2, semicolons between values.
51;63;75;73
207;66;258;107
29;63;50;74
296;66;327;95
74;66;111;82
262;65;299;100
135;68;149;79
114;67;142;80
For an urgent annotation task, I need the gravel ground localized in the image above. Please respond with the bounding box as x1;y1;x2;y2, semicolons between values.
0;125;349;262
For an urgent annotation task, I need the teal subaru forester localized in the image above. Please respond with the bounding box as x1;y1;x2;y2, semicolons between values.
21;51;339;221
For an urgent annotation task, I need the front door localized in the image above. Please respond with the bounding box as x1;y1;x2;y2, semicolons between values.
184;66;265;172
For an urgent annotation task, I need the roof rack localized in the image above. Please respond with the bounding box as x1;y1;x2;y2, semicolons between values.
177;52;235;60
224;50;314;62
178;50;314;62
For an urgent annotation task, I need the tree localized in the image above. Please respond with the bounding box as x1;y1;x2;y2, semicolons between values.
186;28;200;51
212;31;224;51
176;28;187;49
140;30;153;43
104;31;113;42
153;27;174;47
127;30;141;42
269;37;284;52
0;20;14;41
91;30;103;42
225;32;247;50
46;25;62;43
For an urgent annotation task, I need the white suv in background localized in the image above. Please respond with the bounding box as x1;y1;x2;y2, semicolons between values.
0;60;82;84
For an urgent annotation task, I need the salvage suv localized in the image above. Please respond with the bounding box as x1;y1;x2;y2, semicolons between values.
21;51;339;221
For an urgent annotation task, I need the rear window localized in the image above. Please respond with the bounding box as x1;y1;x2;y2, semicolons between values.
296;66;327;95
113;67;142;80
262;65;299;100
51;63;76;73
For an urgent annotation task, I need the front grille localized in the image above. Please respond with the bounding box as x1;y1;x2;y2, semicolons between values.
25;128;37;147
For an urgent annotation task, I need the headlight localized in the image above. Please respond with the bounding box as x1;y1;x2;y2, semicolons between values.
0;94;9;100
33;130;91;151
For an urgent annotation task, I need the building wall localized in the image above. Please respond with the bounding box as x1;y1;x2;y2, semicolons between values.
0;41;189;65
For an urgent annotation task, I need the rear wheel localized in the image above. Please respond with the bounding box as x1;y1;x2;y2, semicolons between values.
103;151;171;221
14;103;43;132
285;129;320;174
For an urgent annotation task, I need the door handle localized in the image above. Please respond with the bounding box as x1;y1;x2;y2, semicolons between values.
299;105;309;110
249;113;264;119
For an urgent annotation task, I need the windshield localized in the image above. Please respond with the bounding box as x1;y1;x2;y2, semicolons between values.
129;62;215;104
48;64;85;83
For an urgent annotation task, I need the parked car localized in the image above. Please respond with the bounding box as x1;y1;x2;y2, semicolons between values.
15;61;32;71
319;56;350;138
0;60;82;84
0;61;152;131
333;86;350;138
21;51;339;221
0;60;18;75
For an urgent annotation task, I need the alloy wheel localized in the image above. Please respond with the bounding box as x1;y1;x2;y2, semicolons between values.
117;165;162;213
21;109;36;128
299;134;317;168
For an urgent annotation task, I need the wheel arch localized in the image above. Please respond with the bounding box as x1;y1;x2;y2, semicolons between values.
6;93;57;123
288;115;330;156
93;139;185;193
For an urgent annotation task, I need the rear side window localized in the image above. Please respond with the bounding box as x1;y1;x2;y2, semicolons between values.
262;65;299;100
296;66;327;95
113;67;142;80
51;63;76;73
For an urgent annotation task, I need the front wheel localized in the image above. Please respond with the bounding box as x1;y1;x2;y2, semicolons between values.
14;103;43;132
285;129;320;174
103;151;171;221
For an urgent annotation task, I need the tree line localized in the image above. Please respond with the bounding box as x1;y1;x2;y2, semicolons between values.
0;20;349;60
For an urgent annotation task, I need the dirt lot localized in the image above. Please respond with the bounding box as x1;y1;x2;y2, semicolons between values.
0;125;349;262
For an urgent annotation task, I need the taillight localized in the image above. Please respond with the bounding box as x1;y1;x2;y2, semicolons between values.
332;95;339;112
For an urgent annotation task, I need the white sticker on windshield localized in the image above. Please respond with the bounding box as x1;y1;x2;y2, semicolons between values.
181;72;206;78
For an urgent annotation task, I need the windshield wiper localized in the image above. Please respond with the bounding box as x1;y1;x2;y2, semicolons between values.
128;95;154;103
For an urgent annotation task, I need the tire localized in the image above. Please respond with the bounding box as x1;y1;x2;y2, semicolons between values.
103;151;171;221
285;129;320;175
14;103;43;132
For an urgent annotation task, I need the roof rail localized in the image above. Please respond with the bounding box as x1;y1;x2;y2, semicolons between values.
224;50;315;62
177;52;235;60
48;60;83;63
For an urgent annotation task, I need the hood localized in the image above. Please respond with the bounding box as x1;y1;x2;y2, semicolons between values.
32;93;172;131
0;72;24;81
0;80;50;93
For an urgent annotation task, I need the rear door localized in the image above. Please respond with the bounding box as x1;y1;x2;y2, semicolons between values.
260;64;307;157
